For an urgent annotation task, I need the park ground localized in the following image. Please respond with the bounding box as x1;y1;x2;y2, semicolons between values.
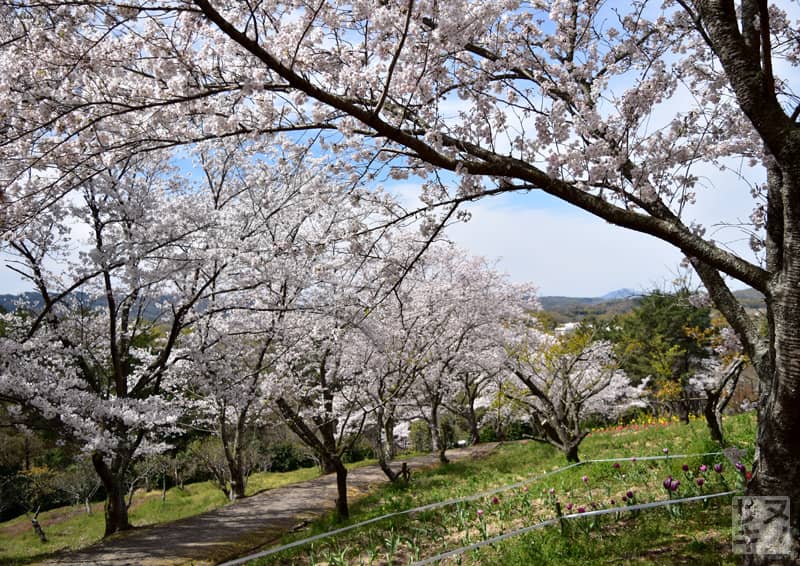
0;413;755;565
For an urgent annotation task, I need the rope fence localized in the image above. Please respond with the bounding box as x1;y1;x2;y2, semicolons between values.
411;490;737;565
219;450;735;566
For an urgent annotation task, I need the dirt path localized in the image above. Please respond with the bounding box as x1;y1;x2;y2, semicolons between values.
37;445;497;566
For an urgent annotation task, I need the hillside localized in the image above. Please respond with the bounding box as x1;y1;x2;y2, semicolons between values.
0;288;768;322
539;287;765;322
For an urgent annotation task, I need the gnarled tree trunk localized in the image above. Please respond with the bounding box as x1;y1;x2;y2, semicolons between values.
91;452;133;537
333;458;349;520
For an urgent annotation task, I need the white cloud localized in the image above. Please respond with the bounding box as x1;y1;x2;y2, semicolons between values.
443;188;757;297
444;197;686;296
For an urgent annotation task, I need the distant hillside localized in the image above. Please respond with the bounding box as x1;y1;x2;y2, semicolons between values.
0;287;768;321
0;292;44;313
732;288;766;310
0;291;165;320
540;287;766;323
539;294;641;322
600;288;641;300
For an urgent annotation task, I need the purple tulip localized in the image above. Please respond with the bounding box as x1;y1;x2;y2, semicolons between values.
613;462;621;469
549;487;555;495
477;509;484;517
696;477;705;487
577;506;586;513
713;463;723;473
610;499;616;505
582;475;589;483
682;464;689;472
566;503;573;511
735;462;746;473
670;479;681;491
631;457;637;462
699;464;708;473
491;496;500;505
663;476;674;491
663;447;669;455
626;490;634;499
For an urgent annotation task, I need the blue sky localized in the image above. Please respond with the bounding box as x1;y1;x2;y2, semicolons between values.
384;152;760;296
0;165;760;298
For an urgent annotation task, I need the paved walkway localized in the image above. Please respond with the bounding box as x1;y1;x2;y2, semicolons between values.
38;445;496;566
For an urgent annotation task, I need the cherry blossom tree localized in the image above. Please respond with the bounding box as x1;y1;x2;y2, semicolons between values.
504;323;647;462
401;245;532;463
3;1;800;555
272;316;371;521
352;296;435;481
443;343;507;446
687;315;748;443
0;158;221;536
168;144;362;500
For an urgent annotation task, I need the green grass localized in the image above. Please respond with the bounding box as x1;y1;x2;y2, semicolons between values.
473;497;737;565
0;465;325;565
0;416;756;565
255;413;756;565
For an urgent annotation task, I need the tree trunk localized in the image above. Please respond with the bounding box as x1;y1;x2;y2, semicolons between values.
437;443;449;465
466;391;483;445
703;399;724;444
333;459;349;521
377;457;399;482
747;280;800;562
430;421;449;464
495;419;506;442
102;476;131;536
227;463;246;500
92;453;133;537
468;416;481;446
375;410;399;481
383;414;396;460
320;453;337;475
676;397;690;424
564;444;580;463
29;508;47;543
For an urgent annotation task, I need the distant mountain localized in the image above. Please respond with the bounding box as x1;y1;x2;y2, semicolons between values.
732;288;766;310
0;291;45;313
0;291;165;320
600;288;641;300
538;293;641;322
0;287;767;321
540;287;766;323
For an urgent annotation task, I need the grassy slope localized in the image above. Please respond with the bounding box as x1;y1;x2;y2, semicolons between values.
0;465;328;564
256;413;755;565
0;416;755;565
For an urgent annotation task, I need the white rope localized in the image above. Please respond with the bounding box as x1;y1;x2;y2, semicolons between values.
218;450;731;565
411;490;738;565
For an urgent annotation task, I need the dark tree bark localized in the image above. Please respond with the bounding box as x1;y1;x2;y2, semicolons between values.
333;459;349;520
702;359;745;444
704;401;724;444
29;508;47;543
374;406;399;482
564;444;580;464
275;390;366;521
91;452;133;537
428;409;449;465
467;400;481;446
